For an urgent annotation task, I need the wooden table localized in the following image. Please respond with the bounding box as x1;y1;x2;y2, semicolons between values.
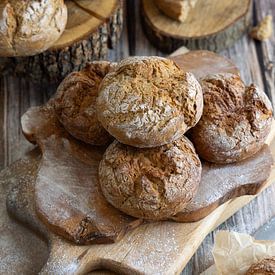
0;1;274;274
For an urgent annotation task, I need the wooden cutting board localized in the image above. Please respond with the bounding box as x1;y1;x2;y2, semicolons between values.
1;50;275;274
2;130;275;275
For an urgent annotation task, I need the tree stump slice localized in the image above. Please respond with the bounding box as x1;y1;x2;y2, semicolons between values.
0;0;123;84
141;0;252;53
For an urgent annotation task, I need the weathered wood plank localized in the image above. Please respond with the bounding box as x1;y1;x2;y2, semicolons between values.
0;77;7;168
0;76;56;169
127;0;164;57
221;36;264;89
108;0;130;60
254;0;275;110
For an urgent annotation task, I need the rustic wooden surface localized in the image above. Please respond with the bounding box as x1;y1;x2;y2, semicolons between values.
0;0;274;274
3;140;275;275
141;0;252;53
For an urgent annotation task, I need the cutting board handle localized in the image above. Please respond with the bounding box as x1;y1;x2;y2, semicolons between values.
39;248;101;274
39;244;141;275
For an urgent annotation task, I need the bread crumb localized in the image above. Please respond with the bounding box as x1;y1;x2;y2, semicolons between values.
155;0;198;22
250;15;273;41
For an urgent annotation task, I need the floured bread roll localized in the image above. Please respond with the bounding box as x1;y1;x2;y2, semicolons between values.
53;61;115;145
155;0;198;22
99;136;201;220
0;0;67;56
97;56;203;148
190;73;273;164
246;257;275;275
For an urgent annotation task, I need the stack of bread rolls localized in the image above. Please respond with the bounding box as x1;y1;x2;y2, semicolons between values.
52;56;273;221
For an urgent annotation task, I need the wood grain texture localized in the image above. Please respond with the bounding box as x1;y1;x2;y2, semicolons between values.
253;0;275;111
4;131;275;274
21;105;142;245
0;150;49;275
0;0;275;274
141;0;252;53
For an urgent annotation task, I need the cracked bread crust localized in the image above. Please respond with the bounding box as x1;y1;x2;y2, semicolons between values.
53;61;114;145
246;257;275;275
97;56;203;148
0;0;67;57
190;73;273;164
99;136;202;220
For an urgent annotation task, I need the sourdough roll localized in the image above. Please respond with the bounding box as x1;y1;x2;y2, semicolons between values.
53;61;114;146
0;0;67;57
190;73;273;164
97;56;203;148
99;136;202;220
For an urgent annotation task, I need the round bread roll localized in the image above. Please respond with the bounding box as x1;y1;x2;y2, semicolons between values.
53;61;114;145
0;0;67;57
190;73;273;164
97;56;203;148
246;257;275;275
99;136;202;220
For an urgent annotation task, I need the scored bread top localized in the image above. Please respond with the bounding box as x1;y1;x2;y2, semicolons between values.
99;136;202;220
190;73;273;163
97;56;203;148
0;0;67;56
53;61;114;146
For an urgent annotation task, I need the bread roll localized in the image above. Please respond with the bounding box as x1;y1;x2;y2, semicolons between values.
246;257;275;275
99;136;202;220
190;73;273;163
0;0;67;57
53;61;114;146
97;56;203;148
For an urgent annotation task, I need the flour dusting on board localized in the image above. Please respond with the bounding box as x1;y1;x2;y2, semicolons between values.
124;223;180;274
0;155;48;275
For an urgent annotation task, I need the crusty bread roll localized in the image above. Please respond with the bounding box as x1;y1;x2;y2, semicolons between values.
97;56;203;148
0;0;67;57
99;136;202;220
246;257;275;275
154;0;198;22
190;73;273;164
53;61;114;146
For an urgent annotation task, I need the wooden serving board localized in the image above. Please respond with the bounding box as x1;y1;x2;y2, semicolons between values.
2;129;275;275
141;0;252;53
1;50;275;274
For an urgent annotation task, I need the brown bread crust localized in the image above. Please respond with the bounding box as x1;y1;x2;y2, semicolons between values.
0;0;67;57
190;73;273;163
99;136;202;220
246;257;275;275
97;56;203;148
53;61;114;146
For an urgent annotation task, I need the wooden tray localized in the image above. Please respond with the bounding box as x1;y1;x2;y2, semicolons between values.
1;50;275;274
1;130;275;275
